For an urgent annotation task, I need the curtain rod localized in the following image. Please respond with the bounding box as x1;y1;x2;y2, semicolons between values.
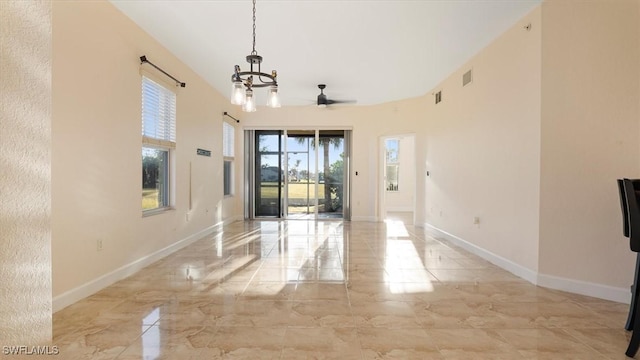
223;112;240;123
140;55;186;88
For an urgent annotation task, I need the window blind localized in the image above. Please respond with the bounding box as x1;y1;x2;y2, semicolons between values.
142;76;176;146
223;122;234;157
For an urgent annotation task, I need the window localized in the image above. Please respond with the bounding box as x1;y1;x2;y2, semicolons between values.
223;160;233;196
223;121;234;196
142;147;169;210
385;139;399;191
141;76;176;212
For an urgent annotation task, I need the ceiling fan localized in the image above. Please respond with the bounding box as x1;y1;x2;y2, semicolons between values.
316;84;356;107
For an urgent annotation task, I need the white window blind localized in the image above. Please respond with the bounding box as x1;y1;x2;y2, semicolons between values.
142;76;176;147
223;122;234;157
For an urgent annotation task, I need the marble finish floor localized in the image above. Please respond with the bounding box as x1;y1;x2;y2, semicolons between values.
53;220;632;359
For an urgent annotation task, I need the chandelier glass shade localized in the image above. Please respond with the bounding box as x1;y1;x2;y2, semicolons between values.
230;0;279;112
242;89;256;112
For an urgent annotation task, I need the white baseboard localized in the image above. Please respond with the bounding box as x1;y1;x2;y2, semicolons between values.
225;215;244;224
53;221;227;312
537;273;630;304
424;223;537;284
424;223;630;304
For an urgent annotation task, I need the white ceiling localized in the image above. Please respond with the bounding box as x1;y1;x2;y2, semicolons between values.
110;0;541;107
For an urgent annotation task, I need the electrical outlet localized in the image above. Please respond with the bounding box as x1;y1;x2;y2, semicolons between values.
97;239;103;252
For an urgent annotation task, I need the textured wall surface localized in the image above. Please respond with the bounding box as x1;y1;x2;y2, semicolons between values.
0;0;53;345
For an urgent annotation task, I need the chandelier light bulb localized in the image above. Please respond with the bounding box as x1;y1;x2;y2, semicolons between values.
242;89;256;112
231;80;246;105
266;85;281;108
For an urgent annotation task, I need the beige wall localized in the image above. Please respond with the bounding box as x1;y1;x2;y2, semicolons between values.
418;0;640;299
539;0;640;290
422;7;543;272
52;1;234;307
0;0;52;344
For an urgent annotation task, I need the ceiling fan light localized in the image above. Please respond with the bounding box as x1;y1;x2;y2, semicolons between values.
231;80;245;105
242;89;256;112
266;85;280;108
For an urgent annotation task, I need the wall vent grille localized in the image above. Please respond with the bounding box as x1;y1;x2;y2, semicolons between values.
463;69;473;86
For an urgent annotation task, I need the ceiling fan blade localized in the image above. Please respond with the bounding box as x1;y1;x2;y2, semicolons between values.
326;99;357;105
314;84;356;107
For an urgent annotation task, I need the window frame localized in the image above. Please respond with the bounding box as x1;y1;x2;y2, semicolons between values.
223;121;235;197
223;159;233;197
141;74;177;215
142;145;171;215
385;139;400;192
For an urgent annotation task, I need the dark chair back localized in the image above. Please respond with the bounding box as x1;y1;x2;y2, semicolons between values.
623;178;640;252
619;179;630;238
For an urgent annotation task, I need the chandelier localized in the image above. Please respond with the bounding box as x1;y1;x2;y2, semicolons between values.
230;0;280;112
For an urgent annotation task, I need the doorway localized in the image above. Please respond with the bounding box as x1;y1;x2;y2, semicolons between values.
246;129;351;220
379;134;416;224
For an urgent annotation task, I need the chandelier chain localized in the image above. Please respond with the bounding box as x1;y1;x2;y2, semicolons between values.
251;0;257;55
230;0;279;111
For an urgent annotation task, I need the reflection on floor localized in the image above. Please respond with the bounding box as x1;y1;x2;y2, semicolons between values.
285;213;343;220
53;220;631;359
386;211;414;225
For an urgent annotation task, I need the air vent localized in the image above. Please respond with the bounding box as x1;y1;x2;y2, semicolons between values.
435;91;442;104
463;69;473;87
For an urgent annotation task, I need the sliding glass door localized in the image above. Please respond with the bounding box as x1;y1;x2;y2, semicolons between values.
246;129;350;220
254;131;283;217
286;131;316;219
317;130;345;219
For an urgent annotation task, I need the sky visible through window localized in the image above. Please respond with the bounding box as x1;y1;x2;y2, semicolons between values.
386;139;399;163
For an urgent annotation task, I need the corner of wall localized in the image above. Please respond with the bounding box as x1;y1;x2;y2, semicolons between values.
425;222;630;303
539;0;640;290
